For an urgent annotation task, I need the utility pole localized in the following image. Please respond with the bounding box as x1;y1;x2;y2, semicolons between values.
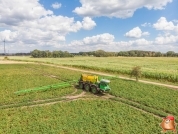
3;39;6;55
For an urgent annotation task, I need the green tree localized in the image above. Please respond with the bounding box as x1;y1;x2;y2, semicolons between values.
31;49;40;58
45;50;52;58
128;51;135;56
155;52;162;57
130;66;141;82
94;50;107;57
166;51;175;57
52;51;59;58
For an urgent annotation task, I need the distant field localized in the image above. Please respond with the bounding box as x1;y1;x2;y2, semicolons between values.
3;56;178;82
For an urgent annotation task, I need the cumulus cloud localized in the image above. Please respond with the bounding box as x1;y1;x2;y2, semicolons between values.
82;17;96;30
0;30;18;42
70;33;114;46
68;33;153;52
83;33;114;45
51;2;62;9
153;17;178;31
0;0;96;52
66;32;177;53
68;33;117;52
129;38;152;46
0;0;53;26
125;27;150;38
73;0;172;18
155;34;178;45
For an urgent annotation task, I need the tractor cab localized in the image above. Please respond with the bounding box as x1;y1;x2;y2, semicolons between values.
99;79;111;92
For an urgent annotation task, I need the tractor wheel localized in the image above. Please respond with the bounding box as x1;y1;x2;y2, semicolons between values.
91;85;98;94
84;83;90;92
79;82;83;89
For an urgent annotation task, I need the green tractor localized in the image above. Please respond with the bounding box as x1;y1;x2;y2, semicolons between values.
78;74;111;94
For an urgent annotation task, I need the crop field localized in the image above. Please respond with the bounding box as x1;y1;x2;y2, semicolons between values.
0;63;177;133
0;100;161;134
110;79;178;117
0;64;80;105
5;56;178;83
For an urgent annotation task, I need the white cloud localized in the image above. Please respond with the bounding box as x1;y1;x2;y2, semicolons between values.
70;33;114;46
0;0;53;26
141;22;151;27
153;17;177;31
0;30;18;42
68;33;153;52
67;33;177;53
155;34;178;45
51;2;62;9
173;20;178;24
73;0;172;18
125;27;150;38
0;0;96;52
82;17;96;30
142;32;150;36
68;33;117;52
83;33;114;45
129;38;152;46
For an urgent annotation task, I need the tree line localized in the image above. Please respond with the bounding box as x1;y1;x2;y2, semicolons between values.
75;50;178;57
117;50;178;57
31;49;73;58
27;49;178;58
76;50;117;57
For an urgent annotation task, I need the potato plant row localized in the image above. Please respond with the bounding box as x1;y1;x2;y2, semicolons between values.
22;64;178;119
0;100;161;134
0;64;75;105
109;79;178;116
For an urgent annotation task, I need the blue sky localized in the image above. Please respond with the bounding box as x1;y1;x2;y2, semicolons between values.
0;0;178;53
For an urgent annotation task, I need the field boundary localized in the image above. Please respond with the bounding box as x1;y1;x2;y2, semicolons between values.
39;63;178;90
1;59;178;89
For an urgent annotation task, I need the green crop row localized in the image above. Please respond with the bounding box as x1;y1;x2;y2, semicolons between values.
109;78;178;116
62;64;178;83
0;100;161;134
0;64;76;105
110;97;178;122
33;64;178;118
7;56;178;83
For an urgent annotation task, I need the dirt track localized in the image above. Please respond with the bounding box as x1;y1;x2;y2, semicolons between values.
0;60;32;64
40;63;178;90
1;59;178;89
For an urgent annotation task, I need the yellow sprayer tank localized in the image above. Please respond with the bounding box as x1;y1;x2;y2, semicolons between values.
81;74;98;83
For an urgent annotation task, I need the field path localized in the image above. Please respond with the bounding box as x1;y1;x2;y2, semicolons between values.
40;63;178;90
1;59;178;89
0;60;32;64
